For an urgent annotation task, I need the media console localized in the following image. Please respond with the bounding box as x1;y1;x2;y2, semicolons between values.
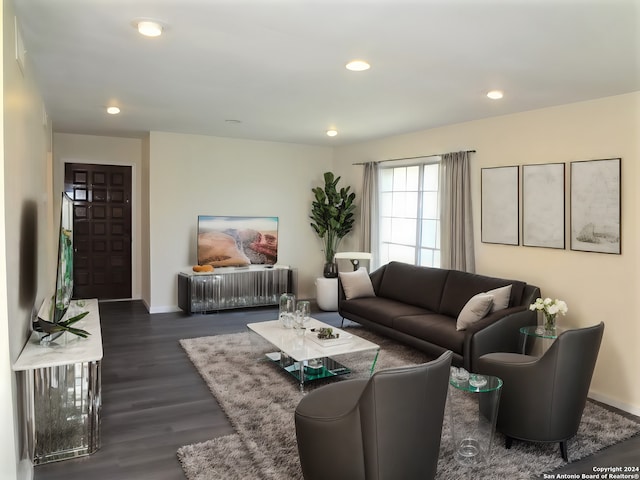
177;265;295;313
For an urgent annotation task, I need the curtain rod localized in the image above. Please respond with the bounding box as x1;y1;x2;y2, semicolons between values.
352;150;476;165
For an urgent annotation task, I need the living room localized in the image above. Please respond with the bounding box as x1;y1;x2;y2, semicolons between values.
2;0;639;479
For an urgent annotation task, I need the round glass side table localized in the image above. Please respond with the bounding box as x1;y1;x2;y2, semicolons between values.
519;325;566;355
448;370;502;467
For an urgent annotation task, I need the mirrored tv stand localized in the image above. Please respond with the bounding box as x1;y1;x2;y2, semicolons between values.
177;265;295;313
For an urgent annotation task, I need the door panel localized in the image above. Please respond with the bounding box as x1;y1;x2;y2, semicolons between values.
65;163;132;300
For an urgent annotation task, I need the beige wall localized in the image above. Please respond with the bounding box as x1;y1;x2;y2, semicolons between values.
147;131;333;312
333;92;640;415
3;0;53;477
52;133;144;300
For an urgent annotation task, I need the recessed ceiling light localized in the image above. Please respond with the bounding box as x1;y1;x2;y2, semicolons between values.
326;129;338;137
345;60;370;72
487;90;504;100
136;20;163;37
107;106;120;115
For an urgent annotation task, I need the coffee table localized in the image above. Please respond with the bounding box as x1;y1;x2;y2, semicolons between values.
247;318;380;391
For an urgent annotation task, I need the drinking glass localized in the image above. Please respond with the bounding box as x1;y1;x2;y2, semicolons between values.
295;300;311;331
279;293;296;328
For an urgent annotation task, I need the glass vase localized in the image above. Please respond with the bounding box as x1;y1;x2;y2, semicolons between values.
543;312;557;332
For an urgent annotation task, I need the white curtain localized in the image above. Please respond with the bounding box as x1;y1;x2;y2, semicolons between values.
360;162;379;270
439;151;475;272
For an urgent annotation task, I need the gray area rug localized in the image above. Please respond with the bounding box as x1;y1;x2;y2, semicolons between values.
177;326;640;480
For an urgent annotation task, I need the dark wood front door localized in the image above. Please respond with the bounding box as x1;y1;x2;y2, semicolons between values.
65;163;132;300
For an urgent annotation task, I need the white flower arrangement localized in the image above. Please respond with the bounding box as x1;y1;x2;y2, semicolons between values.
529;297;568;330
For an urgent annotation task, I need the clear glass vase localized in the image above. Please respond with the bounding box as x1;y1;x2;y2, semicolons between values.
543;312;557;332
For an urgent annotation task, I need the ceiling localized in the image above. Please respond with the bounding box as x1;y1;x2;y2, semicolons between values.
13;0;640;147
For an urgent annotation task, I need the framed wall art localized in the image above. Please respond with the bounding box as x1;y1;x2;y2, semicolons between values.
481;165;519;245
522;163;565;249
570;158;621;254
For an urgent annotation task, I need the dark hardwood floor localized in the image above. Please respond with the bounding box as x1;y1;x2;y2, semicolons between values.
34;300;639;480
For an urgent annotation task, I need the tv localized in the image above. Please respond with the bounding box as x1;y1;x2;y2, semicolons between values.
197;216;278;267
52;192;74;322
35;192;78;339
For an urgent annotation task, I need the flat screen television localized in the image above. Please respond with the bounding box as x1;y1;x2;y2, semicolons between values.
36;192;74;327
197;216;278;267
53;192;74;322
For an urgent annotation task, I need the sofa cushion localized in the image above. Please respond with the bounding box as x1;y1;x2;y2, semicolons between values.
486;284;511;312
439;270;526;318
339;267;375;300
393;314;465;354
456;293;494;331
340;297;431;329
376;262;449;312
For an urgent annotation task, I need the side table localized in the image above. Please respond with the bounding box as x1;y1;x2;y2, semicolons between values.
448;370;502;467
520;325;566;355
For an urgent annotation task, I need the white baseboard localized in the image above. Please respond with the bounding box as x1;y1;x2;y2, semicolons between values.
589;390;640;417
148;305;181;314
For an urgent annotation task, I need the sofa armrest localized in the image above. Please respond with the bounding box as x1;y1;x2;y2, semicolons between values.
463;306;537;372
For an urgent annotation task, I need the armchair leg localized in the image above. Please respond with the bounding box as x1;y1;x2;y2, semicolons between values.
340;317;345;328
560;441;568;462
505;436;513;449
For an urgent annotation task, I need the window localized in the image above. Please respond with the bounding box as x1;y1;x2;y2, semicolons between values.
379;158;441;267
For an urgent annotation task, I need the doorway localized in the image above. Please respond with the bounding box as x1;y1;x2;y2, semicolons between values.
64;163;132;300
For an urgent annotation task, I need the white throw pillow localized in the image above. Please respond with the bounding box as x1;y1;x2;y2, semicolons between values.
456;293;494;331
485;285;512;312
339;267;375;300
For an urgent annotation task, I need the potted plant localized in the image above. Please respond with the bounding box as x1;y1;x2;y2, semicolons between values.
309;171;356;277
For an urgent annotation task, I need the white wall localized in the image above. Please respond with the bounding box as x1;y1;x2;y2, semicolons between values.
147;131;333;312
52;133;144;300
141;135;150;306
3;0;53;477
333;92;640;415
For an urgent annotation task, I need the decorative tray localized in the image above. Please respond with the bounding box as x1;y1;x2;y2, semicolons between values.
306;328;353;347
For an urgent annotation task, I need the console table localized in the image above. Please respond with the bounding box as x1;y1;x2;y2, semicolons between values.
178;265;295;313
13;299;102;464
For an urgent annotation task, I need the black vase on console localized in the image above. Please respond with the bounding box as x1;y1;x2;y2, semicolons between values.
323;262;338;278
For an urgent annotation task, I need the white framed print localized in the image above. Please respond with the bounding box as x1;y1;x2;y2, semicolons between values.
481;166;519;246
570;158;621;254
522;163;565;249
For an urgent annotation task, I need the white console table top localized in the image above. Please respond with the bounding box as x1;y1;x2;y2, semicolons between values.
13;299;102;371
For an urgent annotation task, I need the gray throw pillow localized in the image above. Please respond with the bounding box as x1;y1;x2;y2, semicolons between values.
456;293;494;331
485;284;512;312
339;267;375;300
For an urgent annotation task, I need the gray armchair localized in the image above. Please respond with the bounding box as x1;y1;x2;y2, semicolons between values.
294;351;452;480
476;322;604;461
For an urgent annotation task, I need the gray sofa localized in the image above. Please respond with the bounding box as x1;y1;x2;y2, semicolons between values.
338;261;540;372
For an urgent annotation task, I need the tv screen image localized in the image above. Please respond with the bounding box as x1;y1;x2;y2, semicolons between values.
35;192;90;342
54;192;74;322
197;216;278;267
